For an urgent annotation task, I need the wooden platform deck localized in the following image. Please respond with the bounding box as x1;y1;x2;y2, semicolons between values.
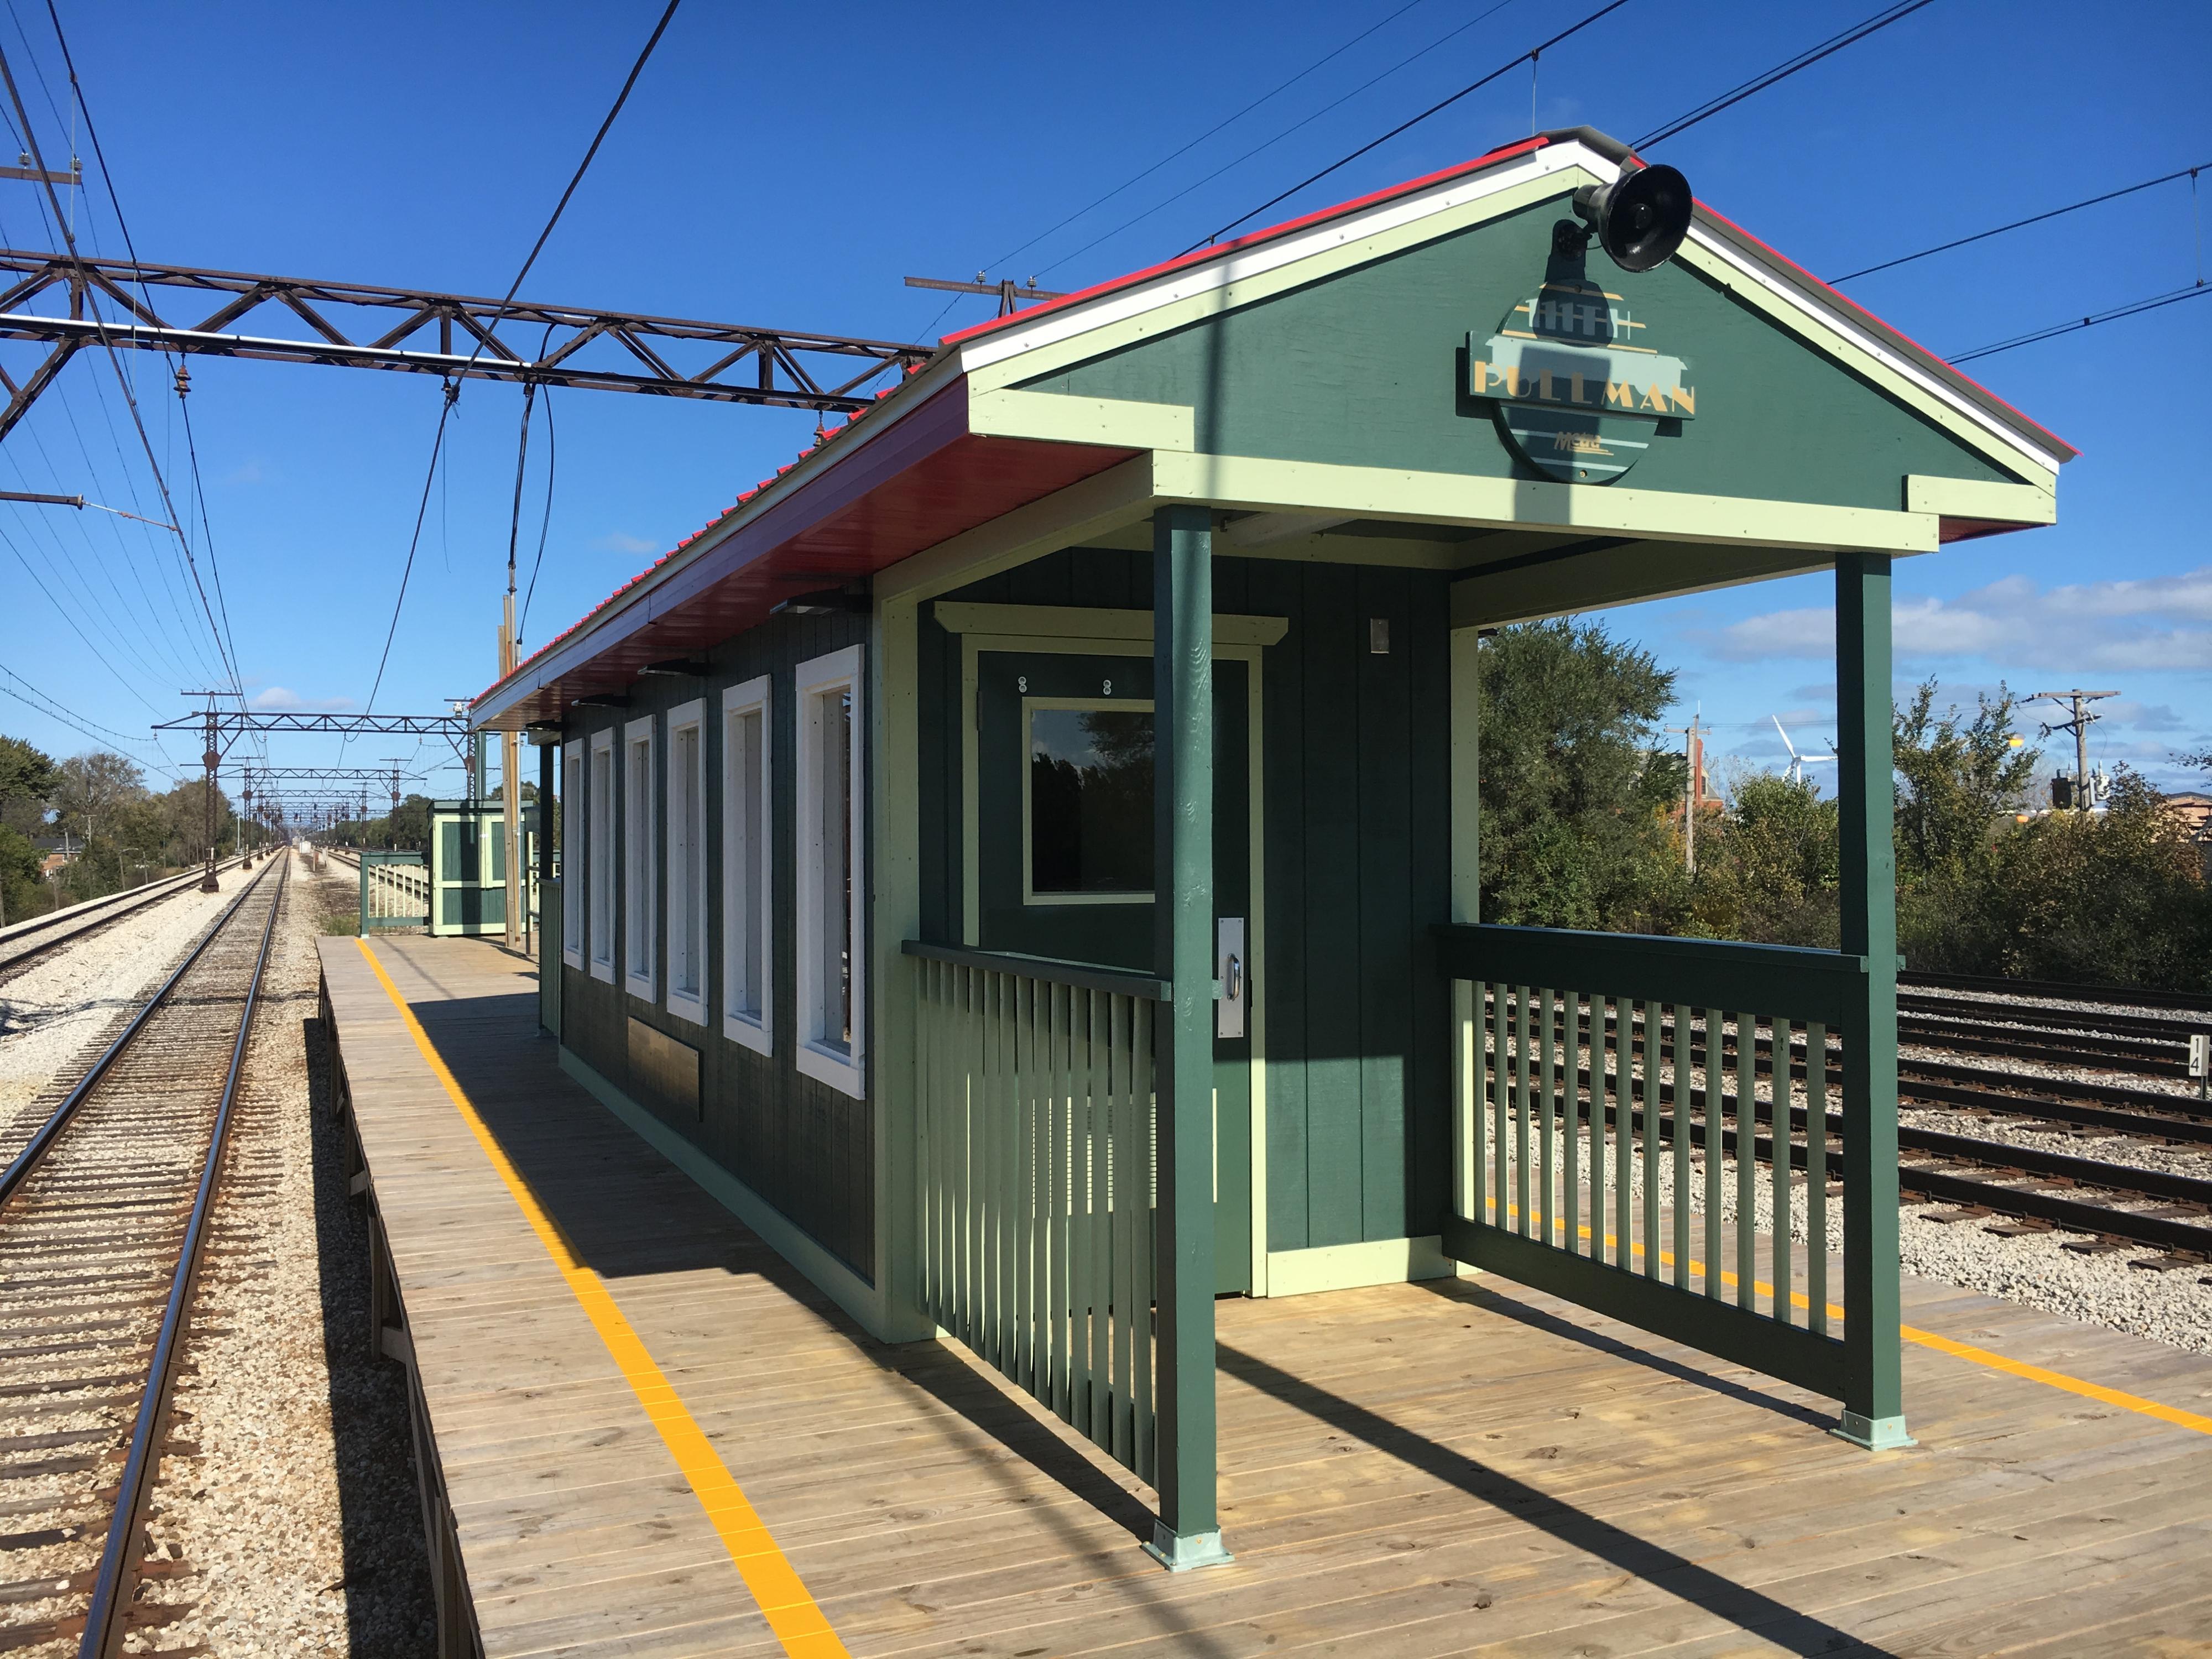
317;935;2212;1659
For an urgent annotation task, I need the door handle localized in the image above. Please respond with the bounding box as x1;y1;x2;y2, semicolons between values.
1226;953;1241;1002
1215;917;1245;1040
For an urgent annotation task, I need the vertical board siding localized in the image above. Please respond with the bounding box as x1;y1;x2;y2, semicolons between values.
563;606;875;1280
929;547;1454;1259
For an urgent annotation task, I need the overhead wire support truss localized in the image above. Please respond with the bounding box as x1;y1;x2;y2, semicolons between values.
0;250;937;421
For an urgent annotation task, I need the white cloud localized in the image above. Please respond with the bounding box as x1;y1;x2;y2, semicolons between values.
248;687;352;711
1709;566;2212;672
596;533;658;555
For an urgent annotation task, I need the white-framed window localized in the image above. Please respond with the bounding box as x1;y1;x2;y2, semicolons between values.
587;729;615;983
721;675;773;1055
664;698;707;1027
561;738;583;969
623;715;656;1001
794;645;864;1097
1022;696;1156;906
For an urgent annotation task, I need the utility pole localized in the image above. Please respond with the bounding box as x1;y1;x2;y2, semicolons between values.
2032;689;2118;811
186;690;225;892
1671;715;1707;873
499;386;535;955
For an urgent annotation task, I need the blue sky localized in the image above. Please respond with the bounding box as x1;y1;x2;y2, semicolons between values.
1;0;2206;807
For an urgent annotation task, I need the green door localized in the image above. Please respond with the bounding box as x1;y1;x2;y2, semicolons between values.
975;649;1254;1295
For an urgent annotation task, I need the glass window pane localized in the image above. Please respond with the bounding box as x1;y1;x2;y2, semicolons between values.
1029;707;1153;895
737;708;764;1017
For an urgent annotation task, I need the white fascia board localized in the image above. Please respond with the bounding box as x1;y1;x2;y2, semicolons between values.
1679;222;2068;478
952;144;1600;378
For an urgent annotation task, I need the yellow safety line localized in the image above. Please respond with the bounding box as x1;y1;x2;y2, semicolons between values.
353;939;847;1658
1480;1198;2212;1438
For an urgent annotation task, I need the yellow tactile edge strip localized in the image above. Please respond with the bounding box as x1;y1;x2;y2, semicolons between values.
353;938;848;1658
1482;1199;2212;1438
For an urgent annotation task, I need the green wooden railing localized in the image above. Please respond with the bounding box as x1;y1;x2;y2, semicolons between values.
906;941;1162;1484
1437;923;1889;1406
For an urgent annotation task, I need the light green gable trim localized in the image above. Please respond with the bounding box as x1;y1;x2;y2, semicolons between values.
1451;540;1832;629
1671;235;2060;491
961;166;1589;395
556;1044;907;1340
967;385;1193;451
1155;450;1942;554
1265;1234;1467;1297
1903;473;2056;524
933;600;1287;646
875;453;1161;606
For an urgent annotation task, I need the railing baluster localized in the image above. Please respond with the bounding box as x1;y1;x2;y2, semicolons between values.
1563;990;1581;1256
1703;1005;1721;1298
1588;993;1607;1265
1141;995;1159;1486
1613;997;1631;1270
1772;1016;1793;1326
1514;987;1532;1237
1110;992;1134;1468
1639;1000;1659;1280
1735;1009;1756;1313
1670;1004;1690;1290
1491;984;1508;1234
1088;988;1113;1449
1807;1019;1829;1337
1456;980;1479;1227
1538;988;1557;1247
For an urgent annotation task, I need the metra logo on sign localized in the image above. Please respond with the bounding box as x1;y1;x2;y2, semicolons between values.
1467;275;1695;484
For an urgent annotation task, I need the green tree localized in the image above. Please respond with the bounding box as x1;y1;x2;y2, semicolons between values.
1477;619;1687;932
1691;771;1840;948
51;751;146;844
0;734;56;840
1891;680;2039;884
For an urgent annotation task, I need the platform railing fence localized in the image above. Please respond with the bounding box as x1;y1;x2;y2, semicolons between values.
359;851;430;934
1438;923;1879;1406
906;942;1158;1486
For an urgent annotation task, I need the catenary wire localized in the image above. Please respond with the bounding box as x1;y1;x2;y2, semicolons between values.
0;41;241;694
1633;0;1939;150
1043;0;1524;279
42;0;246;706
358;0;683;720
1951;280;2211;363
519;387;558;648
988;0;1443;276
1191;0;1629;254
1830;164;2209;284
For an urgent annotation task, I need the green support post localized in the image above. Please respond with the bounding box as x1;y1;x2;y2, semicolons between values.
1834;552;1911;1451
1145;505;1232;1571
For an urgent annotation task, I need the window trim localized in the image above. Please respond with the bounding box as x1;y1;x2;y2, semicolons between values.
664;698;707;1028
622;714;657;1003
721;675;773;1056
793;644;865;1099
1019;694;1157;908
587;728;615;984
561;738;583;969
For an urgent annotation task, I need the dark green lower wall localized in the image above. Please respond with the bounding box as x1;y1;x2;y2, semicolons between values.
920;548;1453;1253
561;607;874;1281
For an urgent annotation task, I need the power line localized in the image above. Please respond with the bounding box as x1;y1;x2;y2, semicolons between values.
519;388;558;648
41;0;244;702
1634;0;1938;151
1192;0;1629;254
1829;163;2208;284
359;0;682;719
989;0;1441;276
0;662;177;775
0;38;241;695
1951;279;2211;364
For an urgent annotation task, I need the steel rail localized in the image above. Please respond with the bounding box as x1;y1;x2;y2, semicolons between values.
0;857;246;977
1902;967;2212;1019
0;857;275;1207
78;853;285;1659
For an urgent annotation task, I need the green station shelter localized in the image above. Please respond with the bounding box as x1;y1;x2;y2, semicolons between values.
472;126;2073;1569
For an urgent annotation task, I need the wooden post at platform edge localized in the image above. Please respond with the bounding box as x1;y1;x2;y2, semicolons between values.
1835;550;1911;1451
1145;504;1232;1572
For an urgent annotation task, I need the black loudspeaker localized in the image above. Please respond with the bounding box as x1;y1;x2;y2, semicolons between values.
1572;164;1693;273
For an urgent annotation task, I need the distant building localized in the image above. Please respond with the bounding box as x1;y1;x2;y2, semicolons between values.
2166;791;2212;841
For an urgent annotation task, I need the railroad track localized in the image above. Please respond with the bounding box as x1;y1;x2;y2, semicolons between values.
1484;994;2212;1267
0;860;246;988
0;852;284;1656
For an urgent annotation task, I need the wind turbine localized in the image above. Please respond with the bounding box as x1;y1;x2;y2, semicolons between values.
1772;717;1837;788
